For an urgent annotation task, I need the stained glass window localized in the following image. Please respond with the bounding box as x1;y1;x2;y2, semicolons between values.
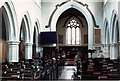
66;19;81;45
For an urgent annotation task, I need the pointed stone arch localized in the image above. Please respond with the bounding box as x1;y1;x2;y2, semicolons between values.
35;19;40;34
110;10;119;59
19;11;33;59
22;11;32;43
19;11;32;43
48;1;96;49
0;0;19;62
32;19;40;58
104;18;109;44
1;0;18;41
103;18;110;58
110;10;118;43
34;19;40;45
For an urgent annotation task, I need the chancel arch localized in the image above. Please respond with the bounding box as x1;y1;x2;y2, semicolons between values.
49;1;95;50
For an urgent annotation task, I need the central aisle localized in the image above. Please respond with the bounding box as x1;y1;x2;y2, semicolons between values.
58;66;76;79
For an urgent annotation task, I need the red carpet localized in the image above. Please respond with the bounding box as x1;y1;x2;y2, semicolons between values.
67;59;75;65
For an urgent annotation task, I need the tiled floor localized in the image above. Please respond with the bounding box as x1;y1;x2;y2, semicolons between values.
58;66;76;80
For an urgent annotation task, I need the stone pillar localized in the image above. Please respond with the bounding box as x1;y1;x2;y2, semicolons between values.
88;25;94;50
35;45;40;57
108;44;110;58
88;25;94;58
39;47;43;57
110;43;114;59
110;43;118;59
119;41;120;57
114;43;119;59
105;44;110;58
8;41;20;62
24;43;33;59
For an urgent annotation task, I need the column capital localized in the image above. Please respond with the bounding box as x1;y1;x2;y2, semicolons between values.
35;44;39;47
24;42;33;59
104;43;110;47
110;43;118;47
24;42;33;46
101;44;105;47
118;41;120;44
7;41;20;62
7;41;20;45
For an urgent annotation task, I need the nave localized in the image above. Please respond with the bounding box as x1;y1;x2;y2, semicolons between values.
1;0;120;80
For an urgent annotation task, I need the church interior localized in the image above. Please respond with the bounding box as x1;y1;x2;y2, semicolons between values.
0;0;120;80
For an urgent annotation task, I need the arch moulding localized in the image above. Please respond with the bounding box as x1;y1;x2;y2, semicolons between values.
48;1;96;49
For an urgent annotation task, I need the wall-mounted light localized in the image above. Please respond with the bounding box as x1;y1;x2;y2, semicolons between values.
45;25;50;28
45;25;51;31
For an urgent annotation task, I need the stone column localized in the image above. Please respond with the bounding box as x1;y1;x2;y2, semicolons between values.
24;43;33;59
39;47;43;57
35;45;40;57
101;44;106;57
88;25;94;58
105;44;110;58
110;43;118;59
114;43;119;59
119;41;120;57
108;44;110;58
8;41;20;62
110;43;114;59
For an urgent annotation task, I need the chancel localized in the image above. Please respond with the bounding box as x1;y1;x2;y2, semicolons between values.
0;0;120;80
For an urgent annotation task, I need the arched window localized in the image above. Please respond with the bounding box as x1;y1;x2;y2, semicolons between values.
66;19;81;45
